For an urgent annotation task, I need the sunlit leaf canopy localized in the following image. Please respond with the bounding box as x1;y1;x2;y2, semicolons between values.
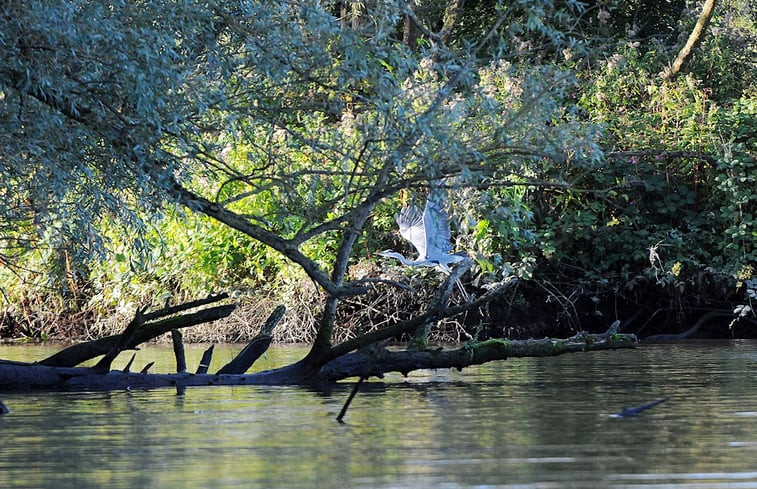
0;0;600;284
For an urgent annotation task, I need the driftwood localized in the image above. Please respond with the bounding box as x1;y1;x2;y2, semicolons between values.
123;353;137;372
0;322;636;392
39;293;233;367
171;329;186;373
94;305;148;371
336;340;388;423
644;311;725;340
611;397;669;418
217;305;285;374
0;271;637;393
196;345;215;374
316;322;634;381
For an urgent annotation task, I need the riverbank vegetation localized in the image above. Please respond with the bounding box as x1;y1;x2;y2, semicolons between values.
1;0;755;345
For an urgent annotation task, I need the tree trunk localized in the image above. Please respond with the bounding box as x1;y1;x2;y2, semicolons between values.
662;0;718;80
0;323;636;391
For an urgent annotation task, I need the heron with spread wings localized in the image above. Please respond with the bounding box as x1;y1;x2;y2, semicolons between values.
378;195;469;299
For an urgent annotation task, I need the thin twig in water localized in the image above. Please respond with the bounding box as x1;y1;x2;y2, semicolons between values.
336;341;387;423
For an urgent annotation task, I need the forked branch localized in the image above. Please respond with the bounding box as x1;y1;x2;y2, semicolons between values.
39;294;234;368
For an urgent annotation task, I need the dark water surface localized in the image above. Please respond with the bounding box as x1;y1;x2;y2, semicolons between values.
2;341;757;488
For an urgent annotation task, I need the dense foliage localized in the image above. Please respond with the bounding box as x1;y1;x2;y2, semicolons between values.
0;0;754;341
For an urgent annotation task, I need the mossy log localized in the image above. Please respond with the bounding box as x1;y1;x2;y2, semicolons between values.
316;324;635;381
0;323;635;392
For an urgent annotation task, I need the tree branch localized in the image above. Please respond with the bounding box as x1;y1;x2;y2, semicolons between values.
607;149;718;166
315;322;635;381
662;0;719;80
39;303;236;367
216;305;285;374
0;323;636;391
322;265;505;367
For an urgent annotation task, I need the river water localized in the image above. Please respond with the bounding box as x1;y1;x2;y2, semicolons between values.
2;340;757;489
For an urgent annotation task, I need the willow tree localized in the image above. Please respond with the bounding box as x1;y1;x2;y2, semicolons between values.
0;0;630;386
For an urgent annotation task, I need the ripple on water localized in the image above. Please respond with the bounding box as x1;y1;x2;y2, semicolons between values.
606;471;757;489
3;342;757;489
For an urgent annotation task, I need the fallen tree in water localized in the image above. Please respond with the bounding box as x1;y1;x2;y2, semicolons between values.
0;322;634;391
38;293;236;368
0;267;637;392
0;2;646;395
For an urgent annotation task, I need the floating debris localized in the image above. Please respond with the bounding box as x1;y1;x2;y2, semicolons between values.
611;397;669;418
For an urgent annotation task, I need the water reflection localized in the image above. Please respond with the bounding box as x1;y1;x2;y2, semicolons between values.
2;341;757;488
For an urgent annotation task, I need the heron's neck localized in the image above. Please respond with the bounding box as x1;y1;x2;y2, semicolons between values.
384;252;423;266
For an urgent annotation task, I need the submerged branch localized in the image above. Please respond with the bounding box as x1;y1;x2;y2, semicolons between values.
314;321;635;382
216;305;285;374
39;301;235;368
0;322;636;391
323;267;505;365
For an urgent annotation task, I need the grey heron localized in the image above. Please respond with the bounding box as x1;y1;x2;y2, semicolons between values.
378;196;469;299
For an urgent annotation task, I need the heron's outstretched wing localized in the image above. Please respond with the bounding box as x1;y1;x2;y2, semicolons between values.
396;204;427;258
423;197;454;258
